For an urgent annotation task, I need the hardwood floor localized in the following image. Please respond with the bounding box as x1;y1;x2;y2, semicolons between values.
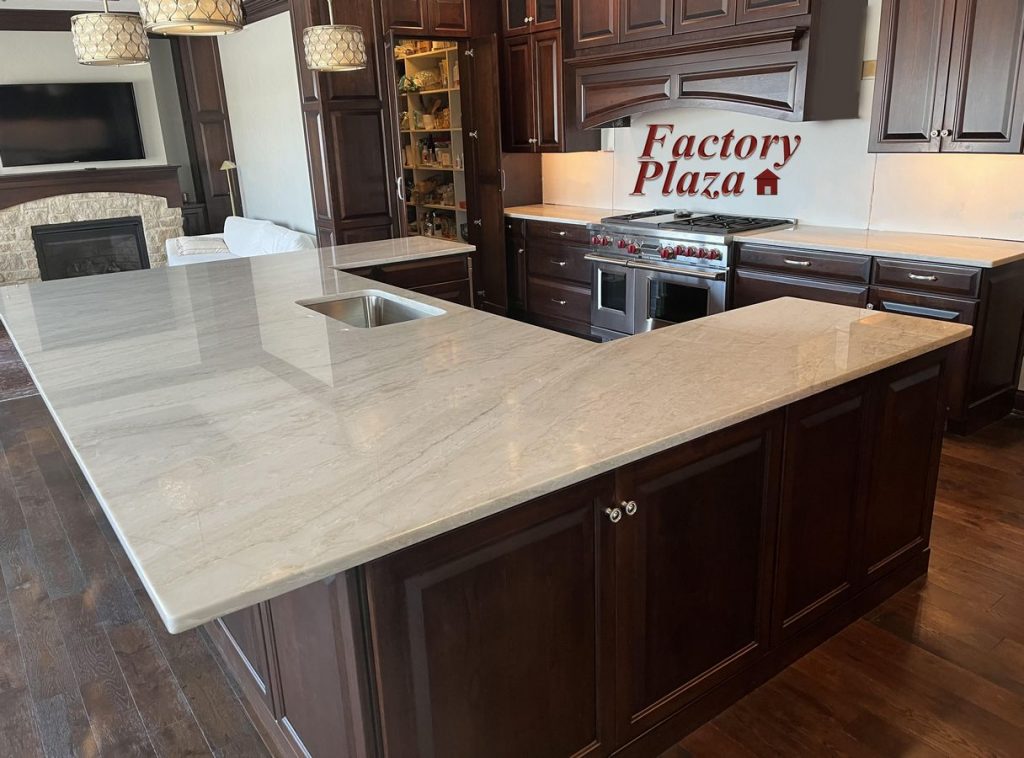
1;321;1022;756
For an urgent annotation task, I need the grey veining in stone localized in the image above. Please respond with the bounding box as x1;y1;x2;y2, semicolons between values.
0;247;971;633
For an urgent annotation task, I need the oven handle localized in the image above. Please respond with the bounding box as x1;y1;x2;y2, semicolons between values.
629;260;726;281
584;253;629;267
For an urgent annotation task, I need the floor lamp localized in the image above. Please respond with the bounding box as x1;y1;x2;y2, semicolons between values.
220;160;238;217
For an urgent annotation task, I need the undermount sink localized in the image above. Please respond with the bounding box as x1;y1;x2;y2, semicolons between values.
297;290;445;328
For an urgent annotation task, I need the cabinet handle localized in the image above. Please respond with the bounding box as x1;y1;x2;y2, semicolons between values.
558;230;567;236
783;258;811;267
930;129;939;138
550;258;567;266
473;218;482;227
621;500;638;517
604;507;622;524
551;298;567;306
395;176;405;202
940;129;951;138
908;273;939;282
517;248;526;255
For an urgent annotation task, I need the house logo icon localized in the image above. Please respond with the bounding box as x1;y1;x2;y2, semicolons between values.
756;169;780;196
757;169;778;196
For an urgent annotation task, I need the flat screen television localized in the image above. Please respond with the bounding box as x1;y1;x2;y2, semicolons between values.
0;82;145;168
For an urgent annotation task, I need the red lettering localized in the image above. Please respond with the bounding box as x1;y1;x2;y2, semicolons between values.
632;161;664;195
734;135;757;159
640;124;673;159
722;172;746;196
675;172;700;196
697;135;720;159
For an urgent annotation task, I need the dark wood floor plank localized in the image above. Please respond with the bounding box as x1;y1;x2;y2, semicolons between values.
0;687;45;758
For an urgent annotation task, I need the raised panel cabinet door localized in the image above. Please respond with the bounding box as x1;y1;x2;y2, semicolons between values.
675;0;735;33
429;0;469;35
772;381;872;643
622;0;674;40
534;31;563;151
861;352;947;582
503;0;531;33
387;0;429;31
217;605;275;712
575;0;620;49
731;269;870;309
533;0;561;29
366;474;617;758
940;0;1024;153
502;36;539;151
267;576;376;758
613;412;783;740
736;0;808;23
869;0;957;152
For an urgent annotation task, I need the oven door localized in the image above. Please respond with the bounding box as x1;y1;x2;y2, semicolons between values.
586;254;636;338
633;261;727;332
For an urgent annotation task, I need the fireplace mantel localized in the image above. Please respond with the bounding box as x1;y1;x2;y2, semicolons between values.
0;166;182;212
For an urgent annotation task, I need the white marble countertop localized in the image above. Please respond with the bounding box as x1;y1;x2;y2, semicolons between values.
322;235;474;269
738;225;1024;268
505;204;615;225
0;250;970;633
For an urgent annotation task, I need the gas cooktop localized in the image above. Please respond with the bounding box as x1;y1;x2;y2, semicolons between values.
600;210;793;235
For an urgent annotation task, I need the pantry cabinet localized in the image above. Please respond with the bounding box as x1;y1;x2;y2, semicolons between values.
386;0;469;35
504;0;561;35
870;0;1024;153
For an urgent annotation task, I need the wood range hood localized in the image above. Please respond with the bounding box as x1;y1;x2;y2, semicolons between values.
568;1;867;129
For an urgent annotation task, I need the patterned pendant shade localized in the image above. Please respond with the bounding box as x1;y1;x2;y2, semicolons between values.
138;0;243;35
302;2;367;72
71;2;150;66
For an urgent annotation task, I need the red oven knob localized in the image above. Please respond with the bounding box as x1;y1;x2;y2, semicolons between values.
659;247;670;259
591;235;601;245
697;248;710;259
707;249;722;261
627;242;639;255
618;239;628;249
603;236;613;246
675;245;685;257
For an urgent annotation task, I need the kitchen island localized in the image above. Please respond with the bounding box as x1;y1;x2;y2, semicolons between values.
0;247;970;757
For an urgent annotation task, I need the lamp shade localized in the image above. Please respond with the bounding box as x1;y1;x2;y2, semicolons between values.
138;0;243;35
71;12;150;66
303;23;367;72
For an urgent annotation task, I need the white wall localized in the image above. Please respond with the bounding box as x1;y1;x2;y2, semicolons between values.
0;30;168;173
541;0;1024;243
149;38;196;200
218;12;315;234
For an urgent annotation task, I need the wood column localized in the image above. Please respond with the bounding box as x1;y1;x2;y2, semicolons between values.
288;0;401;246
171;37;241;233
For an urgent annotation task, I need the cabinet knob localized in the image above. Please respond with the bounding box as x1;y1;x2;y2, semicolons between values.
528;137;538;145
621;500;638;517
940;129;951;138
468;130;479;139
473;218;482;226
604;507;622;524
866;303;875;310
930;129;940;138
558;230;566;236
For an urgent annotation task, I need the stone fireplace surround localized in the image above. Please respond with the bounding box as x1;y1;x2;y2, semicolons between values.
0;191;183;285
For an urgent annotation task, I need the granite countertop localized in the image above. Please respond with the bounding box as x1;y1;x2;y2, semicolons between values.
321;235;474;269
504;204;615;225
740;225;1024;268
0;250;970;633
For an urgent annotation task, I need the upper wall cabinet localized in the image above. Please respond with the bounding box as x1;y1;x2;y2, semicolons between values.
870;0;1024;153
386;0;470;36
505;0;561;35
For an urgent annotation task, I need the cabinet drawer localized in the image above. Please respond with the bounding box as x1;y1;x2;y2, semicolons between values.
526;220;592;245
736;243;871;283
410;278;472;306
527;276;591;323
868;287;978;325
527;240;592;284
733;269;869;309
375;254;469;289
873;259;981;298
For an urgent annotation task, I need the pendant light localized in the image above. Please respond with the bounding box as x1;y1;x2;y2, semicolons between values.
137;0;243;36
71;0;150;66
303;0;367;72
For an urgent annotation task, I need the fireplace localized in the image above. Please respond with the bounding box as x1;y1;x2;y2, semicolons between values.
31;216;150;281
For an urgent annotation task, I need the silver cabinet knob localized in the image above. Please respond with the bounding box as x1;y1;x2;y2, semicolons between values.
604;507;622;523
468;130;479;139
527;137;538;144
930;129;939;138
558;230;566;236
473;218;482;226
866;303;875;310
621;500;638;516
940;129;951;138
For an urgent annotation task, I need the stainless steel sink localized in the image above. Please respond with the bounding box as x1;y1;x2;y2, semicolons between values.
297;290;445;328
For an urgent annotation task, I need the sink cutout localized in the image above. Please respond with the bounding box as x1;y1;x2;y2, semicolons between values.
297;289;445;328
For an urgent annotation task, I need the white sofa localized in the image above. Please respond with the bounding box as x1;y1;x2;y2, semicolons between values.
165;216;317;267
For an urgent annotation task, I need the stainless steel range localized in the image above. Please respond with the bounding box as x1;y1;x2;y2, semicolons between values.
585;210;795;340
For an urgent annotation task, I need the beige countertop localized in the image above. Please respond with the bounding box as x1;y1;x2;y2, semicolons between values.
0;250;970;633
740;225;1024;268
505;204;615;226
322;235;474;269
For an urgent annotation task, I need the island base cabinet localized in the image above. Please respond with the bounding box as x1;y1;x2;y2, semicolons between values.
208;349;951;758
366;473;618;758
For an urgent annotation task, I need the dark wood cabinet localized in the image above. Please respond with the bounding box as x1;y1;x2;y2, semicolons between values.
504;0;561;34
773;381;871;642
870;0;1024;154
385;0;468;35
676;0;735;32
575;0;620;48
736;0;809;23
533;31;563;149
506;217;528;314
623;0;674;41
613;412;782;740
216;606;275;711
502;36;538;150
366;474;617;758
344;253;474;306
861;355;946;580
732;269;870;309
